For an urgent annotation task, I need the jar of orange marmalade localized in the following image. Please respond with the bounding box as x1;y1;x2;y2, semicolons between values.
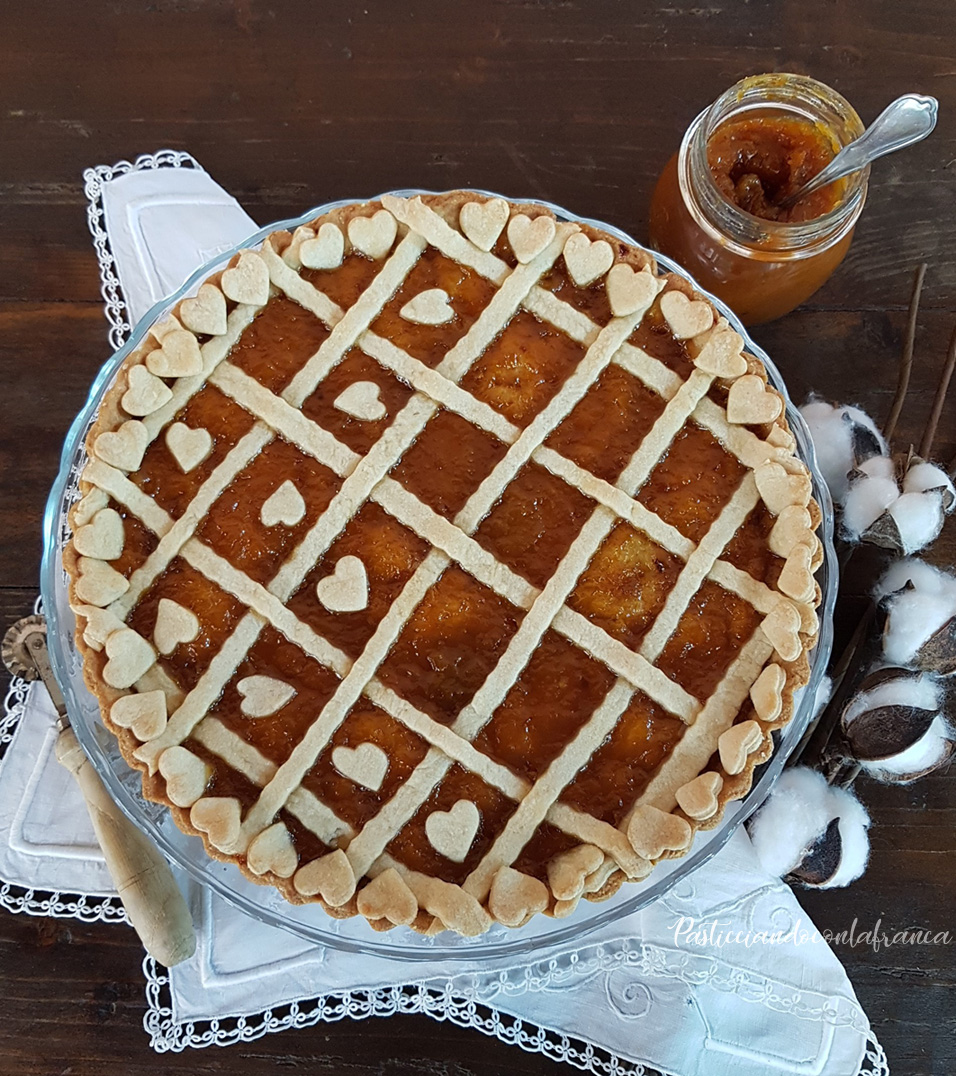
649;73;869;325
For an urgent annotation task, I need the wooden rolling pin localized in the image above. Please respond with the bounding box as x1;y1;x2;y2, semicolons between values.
3;616;196;966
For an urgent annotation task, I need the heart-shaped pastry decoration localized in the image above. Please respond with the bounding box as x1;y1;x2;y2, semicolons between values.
754;460;813;515
102;627;156;690
166;422;213;474
221;250;270;306
348;209;398;260
727;374;783;425
333;381;386;422
247;821;298;878
282;225;316;266
769;505;813;558
293;848;356;906
718;720;764;775
159;747;211;808
693;326;748;379
153;597;200;656
332;742;389;791
659;289;715;339
356;867;419;926
145;329;204;379
73;507;124;561
417;879;490;937
399;287;454;325
75;556;129;607
459;197;509;251
546;843;605;901
316;555;369;613
73;487;108;527
506;213;556;263
261;479;306;527
626;804;692;860
488;866;549;928
605;263;659;317
425;799;480;862
148;313;184;344
75;603;125;651
761;601;803;662
767;424;797;451
562;232;614;287
750;663;786;722
110;690;168;741
94;420;149;472
179;283;228;336
237;675;297;718
778;542;816;603
300;222;345;270
675;771;723;821
189;796;242;850
122;364;173;417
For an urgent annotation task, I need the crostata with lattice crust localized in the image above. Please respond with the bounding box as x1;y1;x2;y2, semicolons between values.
65;191;822;936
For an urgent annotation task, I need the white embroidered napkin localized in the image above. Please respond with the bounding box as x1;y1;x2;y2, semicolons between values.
0;157;886;1075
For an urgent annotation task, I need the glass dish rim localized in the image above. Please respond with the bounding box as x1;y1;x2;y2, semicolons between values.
40;187;838;962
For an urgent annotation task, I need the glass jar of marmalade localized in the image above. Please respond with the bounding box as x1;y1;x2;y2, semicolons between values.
648;74;869;325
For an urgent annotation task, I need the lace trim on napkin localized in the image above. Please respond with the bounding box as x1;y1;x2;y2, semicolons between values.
141;954;889;1074
83;149;204;351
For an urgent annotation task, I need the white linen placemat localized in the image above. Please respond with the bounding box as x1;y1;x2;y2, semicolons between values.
0;153;888;1075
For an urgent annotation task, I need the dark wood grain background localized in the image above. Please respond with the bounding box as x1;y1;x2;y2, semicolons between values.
1;2;954;1073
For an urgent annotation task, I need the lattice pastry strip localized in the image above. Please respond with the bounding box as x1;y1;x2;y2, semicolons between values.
66;191;821;936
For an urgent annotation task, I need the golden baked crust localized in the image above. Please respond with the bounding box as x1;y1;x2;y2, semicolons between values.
64;191;821;935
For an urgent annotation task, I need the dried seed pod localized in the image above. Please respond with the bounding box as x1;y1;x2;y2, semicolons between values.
841;667;941;761
785;817;842;887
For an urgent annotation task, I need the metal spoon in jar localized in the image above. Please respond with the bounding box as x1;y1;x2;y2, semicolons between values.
778;93;938;211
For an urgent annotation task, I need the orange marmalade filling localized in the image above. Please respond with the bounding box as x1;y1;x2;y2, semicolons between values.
707;113;840;223
109;227;783;887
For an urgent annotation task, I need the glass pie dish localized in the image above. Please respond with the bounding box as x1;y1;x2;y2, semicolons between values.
41;190;838;962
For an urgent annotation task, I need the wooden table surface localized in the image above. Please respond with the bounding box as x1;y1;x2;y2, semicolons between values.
1;2;954;1073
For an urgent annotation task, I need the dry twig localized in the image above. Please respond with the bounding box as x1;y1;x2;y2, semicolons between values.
884;262;927;442
919;320;956;458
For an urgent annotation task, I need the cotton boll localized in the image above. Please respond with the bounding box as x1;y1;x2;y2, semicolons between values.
842;668;942;761
880;490;947;554
842;462;900;541
903;459;956;510
881;588;956;666
810;675;833;722
867;714;954;782
799;400;886;504
818;785;871;889
800;401;855;502
840;405;887;460
874;557;956;602
747;767;832;877
747;767;871;889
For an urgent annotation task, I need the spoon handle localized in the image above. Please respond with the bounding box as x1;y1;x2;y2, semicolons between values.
784;93;938;208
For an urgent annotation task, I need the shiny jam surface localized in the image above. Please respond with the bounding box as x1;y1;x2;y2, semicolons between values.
560;693;687;827
638;422;748;543
461;310;587;427
707;114;840;223
472;630;615;783
120;206;792;888
569;522;683;650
